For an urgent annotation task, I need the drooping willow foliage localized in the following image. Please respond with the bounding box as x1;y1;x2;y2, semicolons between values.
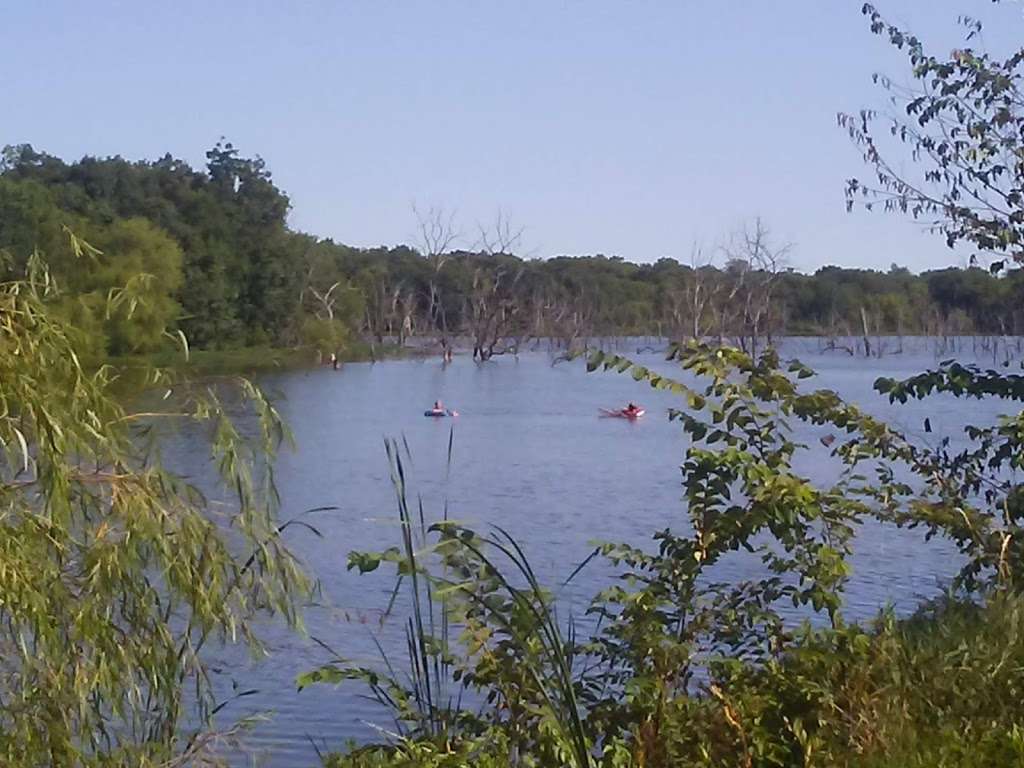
0;250;311;766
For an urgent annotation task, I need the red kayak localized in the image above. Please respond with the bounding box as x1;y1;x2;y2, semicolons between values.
600;407;645;420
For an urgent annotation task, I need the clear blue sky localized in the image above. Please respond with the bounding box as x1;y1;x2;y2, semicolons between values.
2;1;1021;272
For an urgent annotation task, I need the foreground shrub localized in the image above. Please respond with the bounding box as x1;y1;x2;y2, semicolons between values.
310;340;1024;767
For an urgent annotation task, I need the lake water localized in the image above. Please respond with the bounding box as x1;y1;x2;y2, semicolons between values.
162;338;1020;766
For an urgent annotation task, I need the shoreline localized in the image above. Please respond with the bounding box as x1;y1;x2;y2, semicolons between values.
101;340;425;387
103;331;1024;382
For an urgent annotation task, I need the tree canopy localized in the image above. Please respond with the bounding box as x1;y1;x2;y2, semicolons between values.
2;143;1022;364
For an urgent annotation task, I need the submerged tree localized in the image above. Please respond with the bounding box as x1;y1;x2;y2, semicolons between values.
467;212;527;360
413;204;460;349
718;219;791;354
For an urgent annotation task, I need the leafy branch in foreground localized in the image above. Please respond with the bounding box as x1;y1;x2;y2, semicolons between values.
0;254;311;766
315;340;1024;767
840;3;1024;267
592;341;1024;593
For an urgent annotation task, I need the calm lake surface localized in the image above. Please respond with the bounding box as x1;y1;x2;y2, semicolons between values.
163;338;1020;766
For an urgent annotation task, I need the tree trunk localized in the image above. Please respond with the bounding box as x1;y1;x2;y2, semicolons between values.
860;306;872;357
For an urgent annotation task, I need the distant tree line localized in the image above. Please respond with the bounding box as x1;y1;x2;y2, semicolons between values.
1;142;1022;360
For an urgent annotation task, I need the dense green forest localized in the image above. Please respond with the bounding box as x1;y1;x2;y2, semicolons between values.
2;142;1023;363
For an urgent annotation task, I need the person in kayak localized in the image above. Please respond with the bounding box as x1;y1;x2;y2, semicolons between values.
433;400;443;411
625;402;639;414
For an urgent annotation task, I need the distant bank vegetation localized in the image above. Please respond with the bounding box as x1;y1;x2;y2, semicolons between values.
1;143;1021;364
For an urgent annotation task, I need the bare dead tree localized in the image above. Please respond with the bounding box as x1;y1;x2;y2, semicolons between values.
468;212;526;360
476;209;524;258
713;260;746;347
355;267;393;343
395;285;417;346
301;272;342;321
297;241;345;324
549;286;596;356
660;282;685;340
296;246;361;352
412;203;460;348
526;282;550;342
685;244;720;340
720;218;791;356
